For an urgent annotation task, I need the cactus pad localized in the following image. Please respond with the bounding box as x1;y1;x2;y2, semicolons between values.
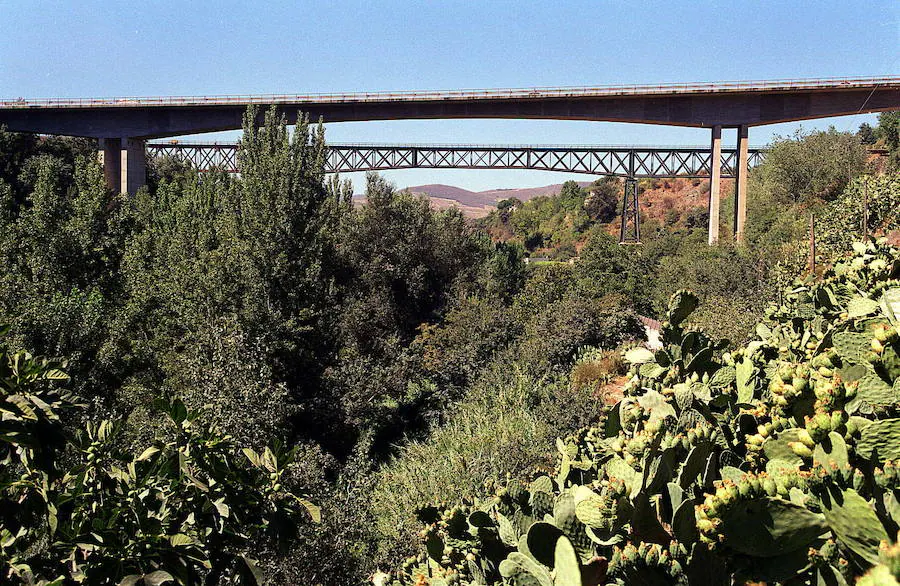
833;331;872;364
667;290;700;327
857;418;900;461
497;512;519;547
813;431;849;471
854;372;898;410
671;499;698;545
819;486;889;565
553;536;582;586
848;297;880;319
499;552;553;586
530;475;554;494
678;444;710;488
526;522;564;568
719;497;827;557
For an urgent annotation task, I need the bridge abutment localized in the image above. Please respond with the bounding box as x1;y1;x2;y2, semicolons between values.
708;126;722;245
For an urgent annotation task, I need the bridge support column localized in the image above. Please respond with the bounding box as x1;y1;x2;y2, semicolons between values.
619;178;641;244
98;138;121;193
98;138;147;195
120;138;147;196
708;125;722;245
733;125;749;244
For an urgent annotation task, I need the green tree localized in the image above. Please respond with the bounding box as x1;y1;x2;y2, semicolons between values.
483;241;527;301
857;122;877;145
557;180;586;210
108;106;336;448
326;173;490;434
761;127;867;203
876;111;900;171
584;176;620;222
573;231;653;313
876;111;899;150
0;150;130;402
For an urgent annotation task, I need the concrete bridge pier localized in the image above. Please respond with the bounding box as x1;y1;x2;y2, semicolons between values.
98;138;121;191
708;124;749;245
733;125;749;244
98;137;146;195
708;126;722;245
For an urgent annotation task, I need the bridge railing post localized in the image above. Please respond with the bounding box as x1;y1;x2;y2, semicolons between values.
708;126;722;245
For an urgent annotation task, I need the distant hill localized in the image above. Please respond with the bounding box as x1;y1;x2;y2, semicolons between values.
397;181;593;217
477;182;593;203
404;184;485;205
352;178;728;221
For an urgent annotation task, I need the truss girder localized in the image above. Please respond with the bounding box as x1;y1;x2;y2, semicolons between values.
145;144;767;178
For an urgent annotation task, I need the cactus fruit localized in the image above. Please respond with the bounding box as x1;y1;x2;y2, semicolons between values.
608;542;689;585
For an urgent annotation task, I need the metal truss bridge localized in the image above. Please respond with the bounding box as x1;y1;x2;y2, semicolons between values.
146;142;768;179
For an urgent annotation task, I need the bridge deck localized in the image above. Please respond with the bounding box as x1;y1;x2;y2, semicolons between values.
4;76;898;109
3;76;898;139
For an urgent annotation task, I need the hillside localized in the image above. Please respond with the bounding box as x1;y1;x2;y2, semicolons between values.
470;176;739;259
371;178;734;228
353;178;731;223
354;181;594;218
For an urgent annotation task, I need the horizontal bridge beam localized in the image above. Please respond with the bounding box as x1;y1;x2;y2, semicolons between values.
146;143;768;178
3;77;899;137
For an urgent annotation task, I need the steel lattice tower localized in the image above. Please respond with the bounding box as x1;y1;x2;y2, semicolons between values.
619;178;641;244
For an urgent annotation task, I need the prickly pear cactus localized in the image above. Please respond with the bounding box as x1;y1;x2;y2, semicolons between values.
857;538;900;586
385;238;900;586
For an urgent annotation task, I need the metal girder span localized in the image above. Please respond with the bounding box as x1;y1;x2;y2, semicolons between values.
146;143;768;179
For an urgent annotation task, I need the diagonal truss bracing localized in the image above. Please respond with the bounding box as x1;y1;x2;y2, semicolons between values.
146;143;768;178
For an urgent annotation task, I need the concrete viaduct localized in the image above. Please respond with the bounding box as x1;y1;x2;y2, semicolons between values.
2;76;899;244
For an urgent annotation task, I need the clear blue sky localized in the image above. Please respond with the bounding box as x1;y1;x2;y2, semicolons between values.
1;0;898;192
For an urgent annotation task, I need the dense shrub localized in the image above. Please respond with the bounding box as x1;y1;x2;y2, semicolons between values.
569;346;628;401
761;128;868;203
385;238;900;586
650;234;769;343
818;173;900;256
518;294;643;371
0;338;317;585
370;363;604;570
414;296;518;391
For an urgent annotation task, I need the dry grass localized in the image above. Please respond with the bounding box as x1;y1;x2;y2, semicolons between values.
570;349;627;405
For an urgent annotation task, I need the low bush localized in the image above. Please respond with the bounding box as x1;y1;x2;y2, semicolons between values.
569;347;628;402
